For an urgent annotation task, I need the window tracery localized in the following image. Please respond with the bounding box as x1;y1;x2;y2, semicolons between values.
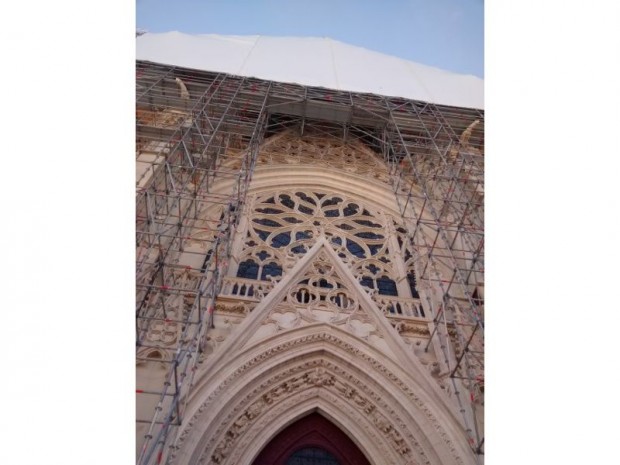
232;189;424;315
285;251;358;314
236;249;283;281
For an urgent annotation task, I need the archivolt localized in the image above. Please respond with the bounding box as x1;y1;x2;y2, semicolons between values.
170;326;471;465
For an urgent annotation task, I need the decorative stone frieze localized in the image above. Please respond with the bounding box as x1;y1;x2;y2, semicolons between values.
171;331;469;465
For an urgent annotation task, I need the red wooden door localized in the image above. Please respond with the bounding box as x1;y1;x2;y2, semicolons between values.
251;413;371;465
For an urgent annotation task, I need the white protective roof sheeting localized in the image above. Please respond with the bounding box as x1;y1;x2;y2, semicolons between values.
136;32;483;110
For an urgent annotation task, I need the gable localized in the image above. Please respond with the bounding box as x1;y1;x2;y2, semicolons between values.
243;240;400;359
212;238;429;374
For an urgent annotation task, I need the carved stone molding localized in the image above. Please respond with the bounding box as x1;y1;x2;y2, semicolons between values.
254;131;391;184
214;303;248;315
202;360;421;465
391;320;431;337
171;331;467;465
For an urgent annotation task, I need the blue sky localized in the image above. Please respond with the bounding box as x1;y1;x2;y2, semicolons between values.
137;0;484;78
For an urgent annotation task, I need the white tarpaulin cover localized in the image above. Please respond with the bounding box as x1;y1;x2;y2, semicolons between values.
137;32;483;110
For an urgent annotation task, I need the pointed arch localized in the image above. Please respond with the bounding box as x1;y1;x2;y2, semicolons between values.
171;323;473;465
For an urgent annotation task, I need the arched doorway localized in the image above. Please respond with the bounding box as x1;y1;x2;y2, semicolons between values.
252;413;371;465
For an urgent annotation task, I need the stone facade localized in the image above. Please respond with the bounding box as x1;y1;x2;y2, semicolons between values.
137;127;483;465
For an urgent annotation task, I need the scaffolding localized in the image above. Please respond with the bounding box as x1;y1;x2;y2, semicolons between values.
136;60;484;464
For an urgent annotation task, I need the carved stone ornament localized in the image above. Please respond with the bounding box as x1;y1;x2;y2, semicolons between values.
214;303;248;315
170;332;467;465
205;360;418;465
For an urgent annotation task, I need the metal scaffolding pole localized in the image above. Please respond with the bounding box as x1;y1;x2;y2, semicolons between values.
136;62;272;465
381;98;484;456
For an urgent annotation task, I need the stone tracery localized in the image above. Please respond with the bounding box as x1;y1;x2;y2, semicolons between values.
255;130;391;184
234;189;420;317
